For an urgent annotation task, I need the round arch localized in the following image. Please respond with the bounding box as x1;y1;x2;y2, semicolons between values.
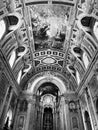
26;72;66;95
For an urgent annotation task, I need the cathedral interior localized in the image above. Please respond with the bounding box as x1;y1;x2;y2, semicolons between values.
0;0;98;130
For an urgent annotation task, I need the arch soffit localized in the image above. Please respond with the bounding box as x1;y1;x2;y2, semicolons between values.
26;72;67;95
20;70;78;91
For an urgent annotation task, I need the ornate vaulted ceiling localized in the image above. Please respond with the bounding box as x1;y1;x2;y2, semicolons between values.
0;0;98;92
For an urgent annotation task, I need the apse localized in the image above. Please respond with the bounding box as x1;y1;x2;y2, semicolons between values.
33;82;60;130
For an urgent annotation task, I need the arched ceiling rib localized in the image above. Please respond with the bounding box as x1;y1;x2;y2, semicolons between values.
0;0;98;92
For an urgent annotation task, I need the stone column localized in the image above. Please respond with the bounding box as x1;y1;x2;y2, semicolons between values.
39;106;42;130
53;108;54;130
85;88;95;130
57;110;60;130
53;107;56;130
77;100;85;130
25;100;32;130
13;99;20;130
41;107;44;130
62;97;66;130
38;106;41;130
79;100;86;130
28;95;36;130
65;100;70;130
37;105;42;130
55;107;58;130
11;98;19;130
54;107;57;130
60;97;65;130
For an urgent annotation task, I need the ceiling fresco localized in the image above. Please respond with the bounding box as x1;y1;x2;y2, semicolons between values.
29;4;72;50
1;0;98;91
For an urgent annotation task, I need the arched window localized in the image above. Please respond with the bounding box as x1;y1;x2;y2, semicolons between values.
93;21;98;41
9;50;16;68
4;109;12;129
83;52;89;69
17;70;22;84
84;111;92;130
0;20;6;40
76;70;80;85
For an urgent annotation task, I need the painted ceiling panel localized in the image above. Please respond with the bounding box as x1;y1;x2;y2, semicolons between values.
0;0;97;91
29;4;73;50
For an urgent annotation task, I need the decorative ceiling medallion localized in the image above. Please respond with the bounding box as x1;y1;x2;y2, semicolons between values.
42;57;56;64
